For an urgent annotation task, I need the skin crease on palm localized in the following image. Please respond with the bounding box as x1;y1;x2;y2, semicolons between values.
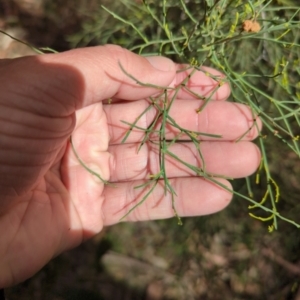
0;44;261;288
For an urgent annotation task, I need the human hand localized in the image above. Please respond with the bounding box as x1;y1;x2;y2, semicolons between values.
0;45;261;288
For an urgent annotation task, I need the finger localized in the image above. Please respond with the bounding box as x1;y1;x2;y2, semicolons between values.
107;65;230;103
105;99;262;144
2;45;231;118
173;65;231;101
108;141;261;182
1;45;176;118
102;177;232;225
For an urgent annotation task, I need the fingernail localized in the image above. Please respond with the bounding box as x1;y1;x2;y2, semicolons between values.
146;56;175;72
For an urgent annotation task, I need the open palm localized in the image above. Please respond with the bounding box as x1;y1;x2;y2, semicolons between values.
0;45;261;288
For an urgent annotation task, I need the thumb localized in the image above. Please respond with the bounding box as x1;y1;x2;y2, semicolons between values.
37;44;176;116
0;45;176;118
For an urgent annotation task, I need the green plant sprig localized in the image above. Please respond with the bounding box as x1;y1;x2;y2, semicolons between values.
114;64;233;224
70;136;111;185
112;61;299;230
0;30;58;54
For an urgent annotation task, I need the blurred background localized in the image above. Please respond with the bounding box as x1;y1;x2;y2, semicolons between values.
1;0;300;299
